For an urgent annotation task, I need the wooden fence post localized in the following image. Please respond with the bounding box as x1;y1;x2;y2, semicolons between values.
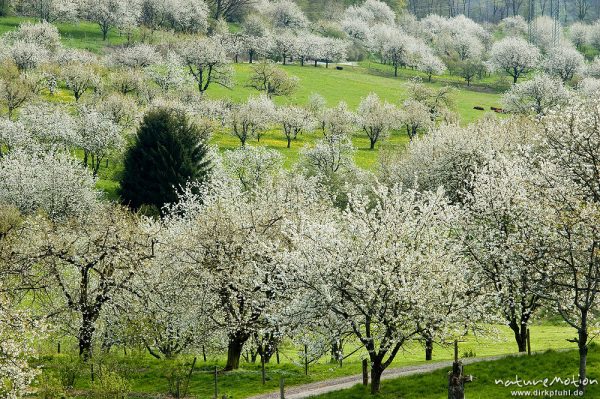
261;355;266;385
527;329;531;356
57;341;61;354
362;359;369;386
447;340;473;399
454;340;458;362
304;344;308;376
279;377;285;399
214;366;218;399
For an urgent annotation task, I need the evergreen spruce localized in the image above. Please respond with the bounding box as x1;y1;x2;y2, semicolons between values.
120;108;211;214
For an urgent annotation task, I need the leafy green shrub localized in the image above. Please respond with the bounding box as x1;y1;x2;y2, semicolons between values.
54;355;82;389
88;371;130;399
164;357;196;399
462;349;476;358
37;373;66;399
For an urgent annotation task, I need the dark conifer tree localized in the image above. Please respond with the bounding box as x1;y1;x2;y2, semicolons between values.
120;108;211;215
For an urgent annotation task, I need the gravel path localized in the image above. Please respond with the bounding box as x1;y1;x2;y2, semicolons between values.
246;353;521;399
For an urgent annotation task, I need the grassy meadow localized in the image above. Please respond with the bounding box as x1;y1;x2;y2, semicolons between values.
37;324;580;398
311;348;600;399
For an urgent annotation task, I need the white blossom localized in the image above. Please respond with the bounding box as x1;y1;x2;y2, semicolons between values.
228;94;275;146
488;36;540;84
223;146;283;189
500;15;528;37
417;52;446;82
178;38;233;93
276;105;315;148
265;0;307;30
19;0;78;22
0;149;99;220
356;92;399;149
76;106;124;176
19;102;77;148
0;295;44;399
502;73;570;116
107;44;160;68
569;22;590;49
286;184;479;393
542;44;584;82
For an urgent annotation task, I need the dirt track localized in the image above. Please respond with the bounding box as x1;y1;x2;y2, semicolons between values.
247;353;518;399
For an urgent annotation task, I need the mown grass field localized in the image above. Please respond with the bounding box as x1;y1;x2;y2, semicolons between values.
37;324;581;398
311;348;600;399
205;62;503;126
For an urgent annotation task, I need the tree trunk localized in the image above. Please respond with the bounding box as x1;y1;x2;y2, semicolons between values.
370;361;384;394
146;345;162;359
262;351;273;364
578;324;589;393
330;342;339;363
448;361;466;399
78;316;95;361
369;139;376;150
214;0;222;20
425;337;434;361
287;137;291;148
394;65;398;77
579;345;588;393
224;335;246;371
509;320;528;352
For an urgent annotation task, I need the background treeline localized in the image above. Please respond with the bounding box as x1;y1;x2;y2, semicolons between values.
3;0;600;24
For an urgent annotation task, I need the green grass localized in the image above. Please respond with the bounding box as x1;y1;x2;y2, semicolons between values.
37;324;579;398
311;348;600;398
0;15;503;195
206;63;503;126
358;59;512;91
206;62;502;171
54;20;131;53
0;15;29;34
0;16;132;53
